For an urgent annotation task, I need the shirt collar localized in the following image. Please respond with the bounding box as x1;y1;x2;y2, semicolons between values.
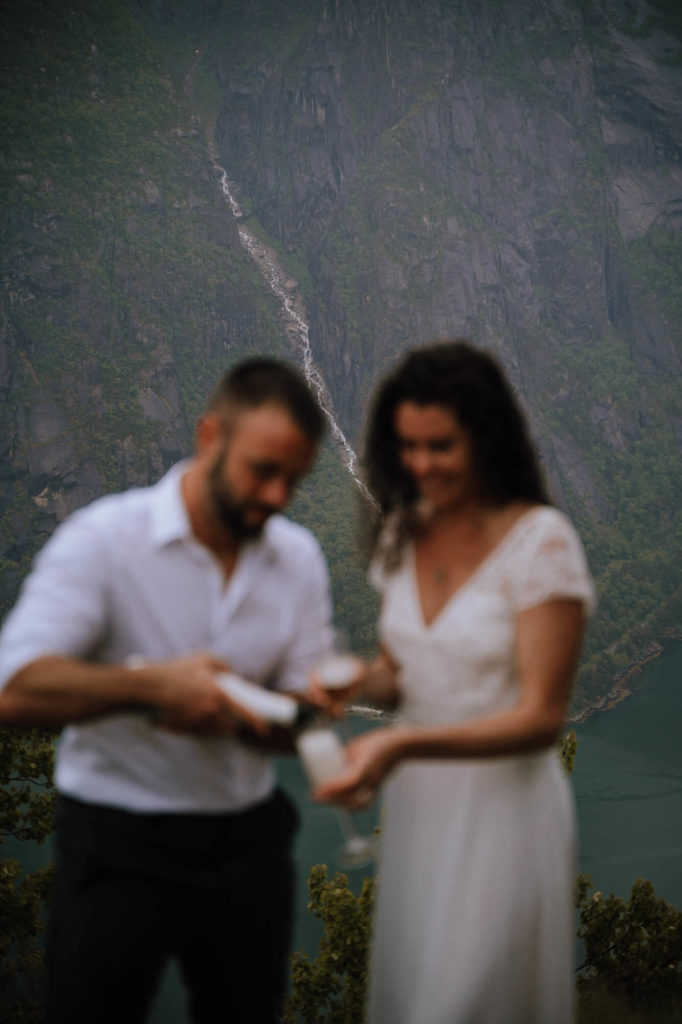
148;460;281;562
149;461;194;548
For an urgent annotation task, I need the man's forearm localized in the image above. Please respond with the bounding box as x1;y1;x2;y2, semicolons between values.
0;655;154;727
0;652;272;736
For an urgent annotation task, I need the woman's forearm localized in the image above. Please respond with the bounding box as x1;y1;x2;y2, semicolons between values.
390;702;566;763
391;600;584;761
356;649;401;709
313;701;567;805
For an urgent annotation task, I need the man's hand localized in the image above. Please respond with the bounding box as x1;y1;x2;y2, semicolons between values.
141;653;269;736
0;653;269;733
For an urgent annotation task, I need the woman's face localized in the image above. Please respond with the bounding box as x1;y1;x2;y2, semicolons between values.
394;401;478;511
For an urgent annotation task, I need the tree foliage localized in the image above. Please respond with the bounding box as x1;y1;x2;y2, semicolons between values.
0;858;53;1024
0;732;57;847
0;730;56;1023
575;875;682;1019
282;865;374;1024
560;727;578;775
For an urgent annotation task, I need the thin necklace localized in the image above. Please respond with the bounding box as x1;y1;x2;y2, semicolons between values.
432;565;449;586
425;509;490;588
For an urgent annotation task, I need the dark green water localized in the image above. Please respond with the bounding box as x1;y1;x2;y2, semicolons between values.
6;646;680;1020
572;641;682;908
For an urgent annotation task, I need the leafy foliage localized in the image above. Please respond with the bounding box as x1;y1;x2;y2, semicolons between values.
282;865;374;1024
560;727;579;775
0;732;56;846
575;875;682;1017
0;858;53;1024
0;730;56;1022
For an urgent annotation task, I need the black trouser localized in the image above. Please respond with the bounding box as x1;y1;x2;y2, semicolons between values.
46;790;299;1024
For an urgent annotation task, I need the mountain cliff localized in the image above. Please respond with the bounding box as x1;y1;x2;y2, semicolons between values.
1;0;681;710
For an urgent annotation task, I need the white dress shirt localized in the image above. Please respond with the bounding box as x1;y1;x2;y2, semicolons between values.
0;462;333;812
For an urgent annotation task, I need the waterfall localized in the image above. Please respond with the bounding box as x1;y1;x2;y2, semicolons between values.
216;165;372;501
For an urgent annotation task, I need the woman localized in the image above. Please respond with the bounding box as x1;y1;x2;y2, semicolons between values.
314;340;595;1024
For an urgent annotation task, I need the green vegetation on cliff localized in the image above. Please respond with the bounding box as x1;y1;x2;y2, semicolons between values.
2;0;681;708
195;0;682;712
0;0;291;616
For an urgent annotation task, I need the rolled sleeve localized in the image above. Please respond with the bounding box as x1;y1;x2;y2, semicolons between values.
0;515;110;690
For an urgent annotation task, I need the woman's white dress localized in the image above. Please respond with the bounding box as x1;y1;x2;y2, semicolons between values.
367;506;595;1024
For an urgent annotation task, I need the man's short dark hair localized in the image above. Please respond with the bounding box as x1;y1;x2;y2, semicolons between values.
207;357;326;443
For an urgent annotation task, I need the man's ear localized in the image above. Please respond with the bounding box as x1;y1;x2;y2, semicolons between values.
195;412;222;454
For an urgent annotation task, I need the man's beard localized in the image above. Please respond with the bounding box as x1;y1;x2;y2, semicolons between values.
207;453;275;539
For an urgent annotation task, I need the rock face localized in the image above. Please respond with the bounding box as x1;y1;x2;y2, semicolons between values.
1;0;681;706
213;0;681;420
206;0;682;699
0;0;288;600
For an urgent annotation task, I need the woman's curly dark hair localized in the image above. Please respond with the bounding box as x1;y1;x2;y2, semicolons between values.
363;339;551;566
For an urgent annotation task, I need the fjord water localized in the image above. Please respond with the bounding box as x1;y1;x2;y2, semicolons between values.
571;641;682;908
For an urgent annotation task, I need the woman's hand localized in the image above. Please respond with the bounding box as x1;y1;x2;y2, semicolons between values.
306;644;402;718
306;657;367;717
312;726;406;808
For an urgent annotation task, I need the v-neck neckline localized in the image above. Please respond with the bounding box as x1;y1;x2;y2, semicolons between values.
409;506;541;630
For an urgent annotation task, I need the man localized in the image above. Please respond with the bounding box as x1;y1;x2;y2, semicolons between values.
0;357;332;1024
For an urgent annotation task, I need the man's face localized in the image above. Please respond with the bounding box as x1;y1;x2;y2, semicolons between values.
205;403;316;539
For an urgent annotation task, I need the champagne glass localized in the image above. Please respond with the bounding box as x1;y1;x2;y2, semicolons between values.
317;628;360;689
315;628;364;728
296;721;377;869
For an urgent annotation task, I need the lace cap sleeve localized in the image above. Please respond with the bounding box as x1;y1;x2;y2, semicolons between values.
510;508;596;614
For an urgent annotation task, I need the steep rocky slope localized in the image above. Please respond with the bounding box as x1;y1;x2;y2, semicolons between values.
212;1;681;434
1;0;681;708
1;0;288;599
206;0;682;702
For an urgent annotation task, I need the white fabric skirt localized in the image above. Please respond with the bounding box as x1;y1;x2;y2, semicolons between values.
367;750;576;1024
